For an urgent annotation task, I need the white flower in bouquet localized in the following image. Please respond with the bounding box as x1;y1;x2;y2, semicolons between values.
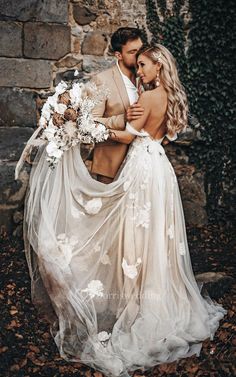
91;123;107;140
64;120;77;138
38;78;109;169
46;141;63;159
55;81;68;95
39;116;47;127
47;94;58;108
43;127;56;141
54;102;67;115
41;102;52;121
69;83;82;108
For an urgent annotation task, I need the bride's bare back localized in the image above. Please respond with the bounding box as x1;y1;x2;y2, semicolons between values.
109;86;168;145
141;86;168;140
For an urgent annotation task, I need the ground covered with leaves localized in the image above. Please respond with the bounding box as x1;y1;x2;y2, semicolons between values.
0;224;235;377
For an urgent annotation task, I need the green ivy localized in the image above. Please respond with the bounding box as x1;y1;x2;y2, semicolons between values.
145;0;236;227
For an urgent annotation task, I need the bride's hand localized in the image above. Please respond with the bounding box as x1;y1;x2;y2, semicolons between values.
126;103;144;122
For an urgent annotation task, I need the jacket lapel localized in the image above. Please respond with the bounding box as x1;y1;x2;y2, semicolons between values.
112;65;130;111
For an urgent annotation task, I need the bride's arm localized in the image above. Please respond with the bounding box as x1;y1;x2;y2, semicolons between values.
109;92;151;144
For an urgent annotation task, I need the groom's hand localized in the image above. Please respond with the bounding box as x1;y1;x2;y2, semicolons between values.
126;103;144;122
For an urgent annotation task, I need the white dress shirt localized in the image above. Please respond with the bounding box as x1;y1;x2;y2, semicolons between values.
116;60;138;105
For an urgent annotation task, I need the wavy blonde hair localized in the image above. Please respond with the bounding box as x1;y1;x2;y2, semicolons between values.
137;44;188;135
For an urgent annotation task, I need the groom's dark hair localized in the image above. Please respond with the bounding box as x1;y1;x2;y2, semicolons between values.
110;27;143;53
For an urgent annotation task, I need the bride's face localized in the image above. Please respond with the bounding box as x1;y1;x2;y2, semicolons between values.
137;54;160;85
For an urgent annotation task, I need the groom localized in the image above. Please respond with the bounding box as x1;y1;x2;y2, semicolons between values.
90;27;170;183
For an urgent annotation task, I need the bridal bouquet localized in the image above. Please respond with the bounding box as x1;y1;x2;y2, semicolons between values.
39;79;109;168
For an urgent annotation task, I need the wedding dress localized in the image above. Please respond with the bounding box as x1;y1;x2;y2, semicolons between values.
19;127;227;377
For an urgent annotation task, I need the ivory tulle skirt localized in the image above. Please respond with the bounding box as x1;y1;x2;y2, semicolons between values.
22;135;227;376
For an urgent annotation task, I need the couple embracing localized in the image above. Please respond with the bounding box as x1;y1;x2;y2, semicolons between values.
21;27;227;377
90;27;178;184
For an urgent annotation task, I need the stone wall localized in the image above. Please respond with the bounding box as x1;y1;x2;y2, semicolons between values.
0;0;207;235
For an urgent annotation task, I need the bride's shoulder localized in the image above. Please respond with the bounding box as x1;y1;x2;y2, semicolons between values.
138;91;152;103
139;89;165;107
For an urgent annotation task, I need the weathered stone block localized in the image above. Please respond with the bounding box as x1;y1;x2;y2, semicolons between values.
0;163;29;234
73;4;97;25
71;24;83;37
83;55;115;73
81;32;107;56
177;167;207;226
0;127;34;162
24;23;71;60
0;0;68;24
55;55;82;69
72;37;81;53
54;69;84;86
0;163;29;208
0;88;37;127
0;58;52;88
0;21;22;57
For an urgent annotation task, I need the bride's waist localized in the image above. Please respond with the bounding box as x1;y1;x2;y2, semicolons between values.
133;136;166;155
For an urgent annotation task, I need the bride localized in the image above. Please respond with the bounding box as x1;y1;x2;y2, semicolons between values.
18;44;227;377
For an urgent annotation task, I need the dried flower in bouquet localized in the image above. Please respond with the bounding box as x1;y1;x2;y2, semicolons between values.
38;78;109;169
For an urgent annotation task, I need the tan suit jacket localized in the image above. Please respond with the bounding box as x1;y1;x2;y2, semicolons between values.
91;65;130;179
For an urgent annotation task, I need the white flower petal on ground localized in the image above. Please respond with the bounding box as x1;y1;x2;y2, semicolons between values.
167;225;174;239
122;257;142;279
97;331;111;342
179;242;186;255
85;198;102;215
82;280;104;298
